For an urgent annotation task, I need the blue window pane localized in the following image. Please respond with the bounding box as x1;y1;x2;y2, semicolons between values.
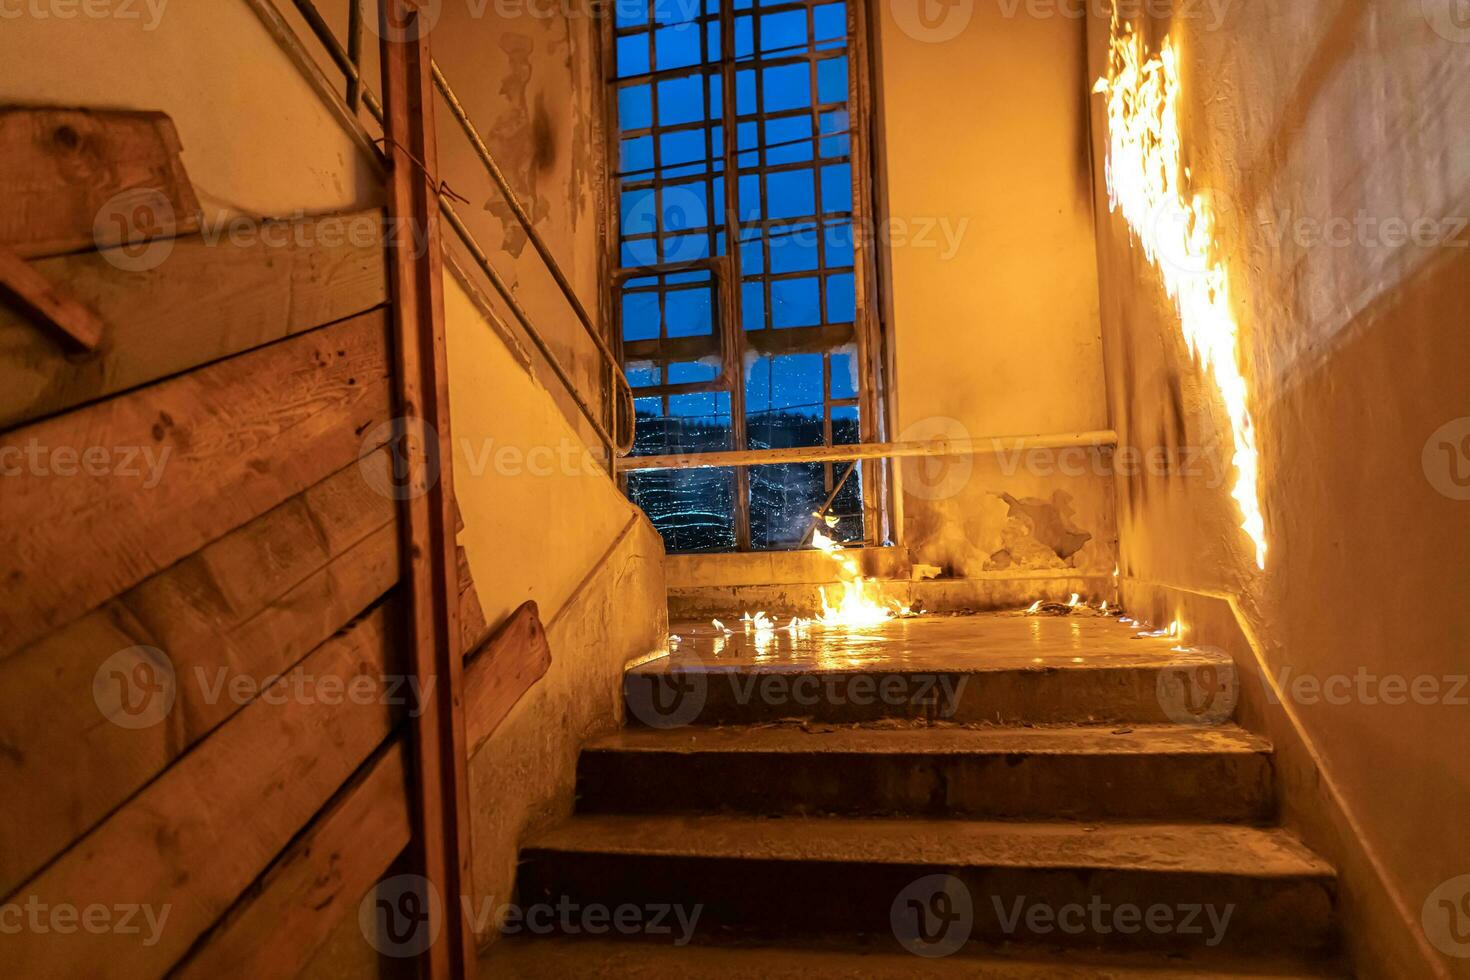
707;76;724;118
769;222;818;272
622;240;654;266
614;0;648;29
621;136;653;175
662;182;709;231
766;115;813;164
765;169;815;219
739;233;764;273
621;188;657;235
760;10;807;53
657;76;705;125
626;362;660;387
826;272;855;323
823;220;854;266
624;275;658;289
656;25;701;70
831;405;860;446
666;269;711;285
665;286;713;337
818;56;848;104
771;277;821;328
660;130;707;173
706;22;721;58
814;3;846;43
619;85;652;129
819;110;849;157
737;173;762;220
737;121;759;167
622;291;660;341
830;350;858;399
736;69;756;115
735;15;754;56
664;233;711;263
821;163;852;213
669;360;719;383
669;391;730;419
634;395;662;417
742;280;765;329
617;34;650;77
763;64;811;112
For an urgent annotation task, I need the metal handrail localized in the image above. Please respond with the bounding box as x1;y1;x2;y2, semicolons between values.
282;0;634;464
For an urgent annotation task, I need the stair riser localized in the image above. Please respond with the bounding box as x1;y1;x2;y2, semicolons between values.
576;750;1275;822
515;854;1335;956
624;666;1240;727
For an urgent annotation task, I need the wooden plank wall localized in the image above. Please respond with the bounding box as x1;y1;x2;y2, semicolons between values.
1;107;553;978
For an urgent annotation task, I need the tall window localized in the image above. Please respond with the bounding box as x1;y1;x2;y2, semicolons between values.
610;0;883;553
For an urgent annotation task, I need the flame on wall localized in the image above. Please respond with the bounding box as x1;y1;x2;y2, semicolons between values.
1092;12;1267;569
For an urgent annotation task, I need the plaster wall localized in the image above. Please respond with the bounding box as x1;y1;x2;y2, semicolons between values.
1084;3;1470;975
872;0;1116;578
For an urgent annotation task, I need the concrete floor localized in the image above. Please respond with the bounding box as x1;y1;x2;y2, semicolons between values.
653;612;1205;674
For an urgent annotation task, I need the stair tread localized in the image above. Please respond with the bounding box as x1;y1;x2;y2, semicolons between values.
527;815;1333;878
586;723;1272;756
481;937;1346;978
645;616;1223;674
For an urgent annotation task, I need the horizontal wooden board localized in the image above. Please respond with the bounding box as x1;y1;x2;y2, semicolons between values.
4;604;401;977
465;601;552;757
0;308;394;659
0;107;201;258
172;741;412;980
0;452;399;896
0;210;389;429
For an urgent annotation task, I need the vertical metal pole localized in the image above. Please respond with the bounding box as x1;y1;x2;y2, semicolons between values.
378;1;475;976
718;0;752;551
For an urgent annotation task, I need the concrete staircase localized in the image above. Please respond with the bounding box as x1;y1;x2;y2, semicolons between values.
483;616;1344;977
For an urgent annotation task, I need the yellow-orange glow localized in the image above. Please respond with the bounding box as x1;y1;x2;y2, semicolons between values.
1093;13;1267;569
812;528;897;628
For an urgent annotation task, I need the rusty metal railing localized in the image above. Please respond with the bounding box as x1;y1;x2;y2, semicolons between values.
261;0;636;469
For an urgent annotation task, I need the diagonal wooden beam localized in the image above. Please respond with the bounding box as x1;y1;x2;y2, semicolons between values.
0;245;103;350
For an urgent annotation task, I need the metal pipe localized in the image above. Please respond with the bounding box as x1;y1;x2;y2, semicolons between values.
437;197;617;469
803;458;860;546
430;61;634;454
619;429;1121;472
346;0;364;110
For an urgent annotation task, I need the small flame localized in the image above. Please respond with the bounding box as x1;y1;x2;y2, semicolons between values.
811;528;897;628
1026;600;1043;614
1067;593;1082;608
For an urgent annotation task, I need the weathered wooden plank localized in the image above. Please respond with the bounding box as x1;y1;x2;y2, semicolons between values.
0;211;389;429
0;452;399;897
381;15;476;977
0;308;394;659
457;544;490;654
0;244;103;350
172;741;412;980
0;107;201;258
464;601;552;757
4;604;400;977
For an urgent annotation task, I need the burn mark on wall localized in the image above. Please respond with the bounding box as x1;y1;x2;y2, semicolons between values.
485;33;550;259
985;491;1093;570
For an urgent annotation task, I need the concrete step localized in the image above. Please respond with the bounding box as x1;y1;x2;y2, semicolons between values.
516;815;1335;956
482;936;1348;979
576;724;1275;822
623;645;1240;727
